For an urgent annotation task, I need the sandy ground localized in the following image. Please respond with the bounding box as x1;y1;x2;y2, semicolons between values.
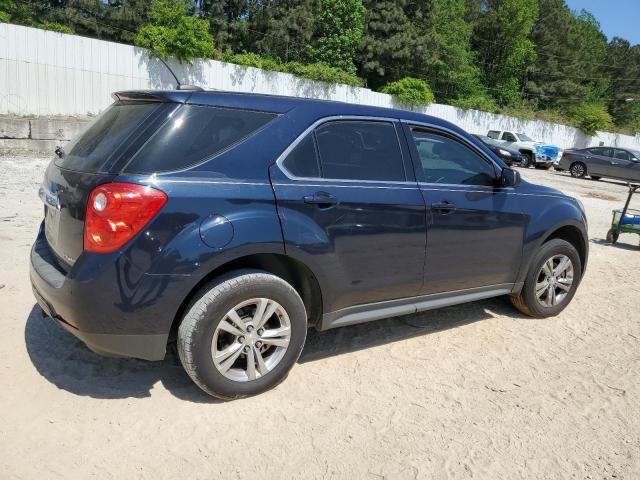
0;155;638;480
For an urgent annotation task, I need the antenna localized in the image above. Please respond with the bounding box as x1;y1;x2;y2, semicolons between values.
155;56;205;91
157;57;182;89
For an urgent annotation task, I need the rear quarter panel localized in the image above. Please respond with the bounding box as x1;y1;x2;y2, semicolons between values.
110;172;286;334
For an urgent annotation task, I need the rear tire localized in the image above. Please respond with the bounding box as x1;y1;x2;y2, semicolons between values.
510;239;582;318
570;162;587;178
178;270;307;399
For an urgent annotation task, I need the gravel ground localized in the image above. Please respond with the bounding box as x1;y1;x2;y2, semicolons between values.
0;155;638;479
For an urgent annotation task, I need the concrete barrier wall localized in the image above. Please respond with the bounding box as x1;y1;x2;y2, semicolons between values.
0;114;91;154
2;22;639;151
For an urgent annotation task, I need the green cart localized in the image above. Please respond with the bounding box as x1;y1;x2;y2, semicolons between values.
606;183;640;246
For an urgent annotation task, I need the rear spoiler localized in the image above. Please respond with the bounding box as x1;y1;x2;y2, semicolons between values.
111;90;197;103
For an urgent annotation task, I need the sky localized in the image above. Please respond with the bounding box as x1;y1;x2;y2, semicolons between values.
564;0;640;45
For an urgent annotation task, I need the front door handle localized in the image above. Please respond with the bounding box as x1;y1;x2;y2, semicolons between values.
431;201;456;215
303;192;338;209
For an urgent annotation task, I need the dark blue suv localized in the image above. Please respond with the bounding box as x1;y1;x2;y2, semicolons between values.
30;91;588;399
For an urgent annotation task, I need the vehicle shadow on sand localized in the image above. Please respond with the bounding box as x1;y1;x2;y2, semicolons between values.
299;296;527;363
25;297;526;402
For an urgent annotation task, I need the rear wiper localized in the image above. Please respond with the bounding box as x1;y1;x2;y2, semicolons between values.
54;146;64;158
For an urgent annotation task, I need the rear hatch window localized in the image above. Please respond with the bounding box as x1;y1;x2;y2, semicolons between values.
56;102;163;173
123;105;277;173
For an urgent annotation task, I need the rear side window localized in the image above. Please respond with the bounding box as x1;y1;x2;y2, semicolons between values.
56;103;160;173
487;131;500;139
314;121;405;181
124;105;277;173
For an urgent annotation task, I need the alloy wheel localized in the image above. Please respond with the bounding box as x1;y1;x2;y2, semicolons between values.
211;298;291;382
570;163;585;177
535;254;574;307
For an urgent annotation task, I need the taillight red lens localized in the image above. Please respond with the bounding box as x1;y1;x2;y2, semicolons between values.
84;182;167;253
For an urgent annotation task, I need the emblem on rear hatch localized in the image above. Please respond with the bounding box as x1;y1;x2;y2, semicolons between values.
38;185;61;210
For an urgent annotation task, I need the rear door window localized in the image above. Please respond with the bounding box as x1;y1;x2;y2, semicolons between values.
314;121;405;181
487;131;500;139
588;147;612;157
124;105;277;173
56;102;161;173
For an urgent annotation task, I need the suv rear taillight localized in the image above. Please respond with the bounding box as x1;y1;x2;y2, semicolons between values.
84;182;167;253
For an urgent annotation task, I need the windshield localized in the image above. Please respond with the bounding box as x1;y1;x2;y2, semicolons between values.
477;135;500;147
628;149;640;159
56;102;162;173
516;133;534;142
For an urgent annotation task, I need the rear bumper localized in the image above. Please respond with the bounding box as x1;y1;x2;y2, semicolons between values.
29;224;174;361
35;300;167;360
534;156;555;165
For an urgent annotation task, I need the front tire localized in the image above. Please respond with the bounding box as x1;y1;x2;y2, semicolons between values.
178;270;307;399
510;239;582;318
520;152;533;168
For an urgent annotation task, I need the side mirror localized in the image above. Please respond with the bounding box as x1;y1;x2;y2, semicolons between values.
499;167;521;187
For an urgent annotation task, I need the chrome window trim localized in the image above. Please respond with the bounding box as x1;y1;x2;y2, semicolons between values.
275;115;415;185
271;182;418;190
272;182;564;197
400;119;503;185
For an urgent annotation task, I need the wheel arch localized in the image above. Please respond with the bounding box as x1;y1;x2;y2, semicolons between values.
515;217;589;292
540;224;588;276
168;253;324;341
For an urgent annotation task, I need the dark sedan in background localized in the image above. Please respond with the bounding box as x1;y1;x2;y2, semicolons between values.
473;134;524;166
556;146;640;182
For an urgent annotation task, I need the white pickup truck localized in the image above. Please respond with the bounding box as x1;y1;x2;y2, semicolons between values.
487;130;562;169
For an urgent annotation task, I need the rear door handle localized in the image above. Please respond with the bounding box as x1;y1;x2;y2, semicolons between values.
431;201;456;214
303;192;338;209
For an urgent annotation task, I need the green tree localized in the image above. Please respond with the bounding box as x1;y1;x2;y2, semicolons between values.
470;0;539;105
40;20;75;33
36;1;113;40
605;37;640;130
105;0;153;44
307;0;364;74
357;0;422;89
570;103;613;134
0;0;39;26
381;77;435;107
525;0;585;109
136;0;213;62
250;0;316;63
199;0;254;53
419;0;484;102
